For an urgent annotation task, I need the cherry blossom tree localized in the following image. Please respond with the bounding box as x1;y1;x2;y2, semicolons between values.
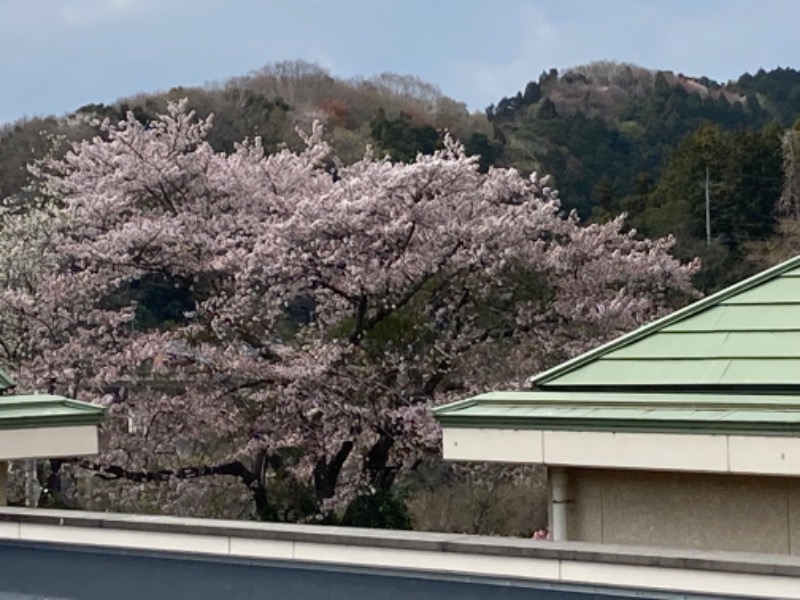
0;101;699;522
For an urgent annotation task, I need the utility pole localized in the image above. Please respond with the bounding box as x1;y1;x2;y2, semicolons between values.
705;167;711;246
703;167;722;246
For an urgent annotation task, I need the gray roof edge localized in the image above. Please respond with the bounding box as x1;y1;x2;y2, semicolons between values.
432;390;800;412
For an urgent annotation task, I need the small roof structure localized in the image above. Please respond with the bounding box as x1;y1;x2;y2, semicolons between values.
0;367;104;506
0;394;105;433
434;255;800;473
0;370;104;462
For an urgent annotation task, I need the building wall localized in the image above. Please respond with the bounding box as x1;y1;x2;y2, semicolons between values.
567;468;800;555
0;425;98;461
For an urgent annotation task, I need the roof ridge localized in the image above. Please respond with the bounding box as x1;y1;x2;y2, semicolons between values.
529;254;800;388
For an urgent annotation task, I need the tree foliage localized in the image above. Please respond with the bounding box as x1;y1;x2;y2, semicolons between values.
0;103;697;521
780;119;800;220
370;109;441;162
611;121;783;290
485;63;800;289
4;63;800;295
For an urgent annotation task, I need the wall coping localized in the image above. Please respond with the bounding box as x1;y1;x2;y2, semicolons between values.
2;506;800;579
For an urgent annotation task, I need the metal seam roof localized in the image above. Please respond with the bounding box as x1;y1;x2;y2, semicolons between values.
529;254;800;391
433;391;800;435
0;394;104;430
435;257;800;435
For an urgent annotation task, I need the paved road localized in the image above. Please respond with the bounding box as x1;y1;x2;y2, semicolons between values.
0;541;695;600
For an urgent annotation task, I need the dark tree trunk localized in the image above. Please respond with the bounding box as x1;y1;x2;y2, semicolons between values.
364;431;397;491
313;441;354;500
37;459;64;508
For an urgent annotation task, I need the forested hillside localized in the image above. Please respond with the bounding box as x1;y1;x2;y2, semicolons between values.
487;62;800;289
0;61;490;201
3;59;800;290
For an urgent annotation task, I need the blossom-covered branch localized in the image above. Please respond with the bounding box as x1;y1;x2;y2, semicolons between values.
0;101;699;520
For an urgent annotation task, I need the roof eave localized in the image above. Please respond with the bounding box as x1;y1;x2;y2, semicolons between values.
0;414;105;431
436;414;800;437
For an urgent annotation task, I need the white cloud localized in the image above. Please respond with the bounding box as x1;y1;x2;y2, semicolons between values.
59;0;140;27
452;4;560;106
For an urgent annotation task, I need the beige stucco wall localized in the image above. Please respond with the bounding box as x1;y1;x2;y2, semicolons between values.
0;461;7;506
0;425;98;461
565;468;800;555
443;427;800;477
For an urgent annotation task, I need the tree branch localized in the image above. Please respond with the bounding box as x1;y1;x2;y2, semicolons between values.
313;440;354;500
80;459;259;489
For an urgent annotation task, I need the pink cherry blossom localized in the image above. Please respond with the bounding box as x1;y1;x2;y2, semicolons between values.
0;101;699;519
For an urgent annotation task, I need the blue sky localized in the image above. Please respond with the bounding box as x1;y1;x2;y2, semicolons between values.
2;0;799;124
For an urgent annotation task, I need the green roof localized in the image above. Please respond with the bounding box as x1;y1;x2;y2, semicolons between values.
434;255;800;436
0;394;104;430
531;255;800;391
434;391;800;435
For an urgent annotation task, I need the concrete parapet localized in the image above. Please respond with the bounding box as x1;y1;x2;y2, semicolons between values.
1;507;799;598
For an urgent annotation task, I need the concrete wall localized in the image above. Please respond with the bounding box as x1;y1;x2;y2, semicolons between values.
567;468;800;555
444;427;800;477
4;508;800;598
0;425;98;461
